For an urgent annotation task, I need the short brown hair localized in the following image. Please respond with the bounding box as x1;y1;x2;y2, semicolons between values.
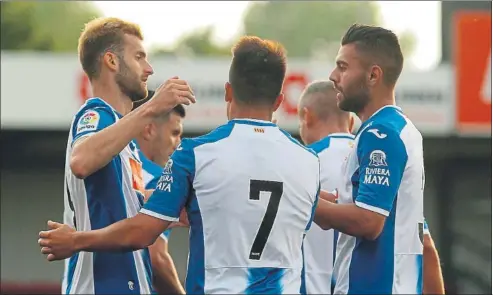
229;36;287;106
342;24;403;86
78;17;143;80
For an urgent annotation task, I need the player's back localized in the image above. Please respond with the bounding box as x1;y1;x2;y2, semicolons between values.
182;119;320;294
62;98;152;294
302;133;355;294
333;106;424;294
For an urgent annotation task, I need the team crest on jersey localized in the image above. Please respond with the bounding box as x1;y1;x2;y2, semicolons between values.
369;150;387;167
163;159;173;175
76;111;99;133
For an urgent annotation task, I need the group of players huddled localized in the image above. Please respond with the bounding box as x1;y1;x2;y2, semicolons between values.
38;17;445;295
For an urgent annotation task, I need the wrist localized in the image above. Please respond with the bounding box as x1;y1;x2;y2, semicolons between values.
72;231;87;252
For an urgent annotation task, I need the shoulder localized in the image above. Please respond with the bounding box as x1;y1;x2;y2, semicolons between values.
71;98;117;133
278;128;318;159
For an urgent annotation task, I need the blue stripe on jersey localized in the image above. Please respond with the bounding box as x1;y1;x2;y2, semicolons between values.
246;268;285;294
309;136;331;154
416;254;423;294
300;243;307;295
347;196;398;294
65;253;79;294
85;155;141;294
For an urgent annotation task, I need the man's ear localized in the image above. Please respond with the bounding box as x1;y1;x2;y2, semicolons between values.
142;124;154;141
224;82;233;103
102;52;119;73
304;107;316;127
272;93;285;112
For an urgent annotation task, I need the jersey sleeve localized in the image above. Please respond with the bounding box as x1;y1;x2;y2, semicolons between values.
424;220;430;235
355;125;408;216
71;108;116;146
141;140;195;222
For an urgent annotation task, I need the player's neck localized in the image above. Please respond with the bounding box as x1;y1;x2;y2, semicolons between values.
91;79;133;116
309;122;350;145
357;91;395;123
229;106;273;122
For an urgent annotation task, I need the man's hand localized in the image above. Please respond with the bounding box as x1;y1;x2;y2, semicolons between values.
147;77;196;116
168;208;190;229
38;221;76;262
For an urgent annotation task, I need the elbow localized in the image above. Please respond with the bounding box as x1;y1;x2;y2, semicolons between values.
70;153;90;179
360;216;385;241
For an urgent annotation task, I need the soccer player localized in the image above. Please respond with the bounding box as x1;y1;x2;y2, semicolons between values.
133;94;186;294
40;36;320;294
59;17;195;294
312;24;425;294
297;80;354;295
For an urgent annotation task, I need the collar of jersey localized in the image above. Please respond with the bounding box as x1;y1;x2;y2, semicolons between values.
229;118;276;127
356;105;403;137
87;97;124;118
327;132;355;138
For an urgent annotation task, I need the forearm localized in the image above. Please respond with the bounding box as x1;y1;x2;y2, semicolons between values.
74;217;155;253
314;200;379;239
71;105;154;178
423;236;445;294
152;253;185;294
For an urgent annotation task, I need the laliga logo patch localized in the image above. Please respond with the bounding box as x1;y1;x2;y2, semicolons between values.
76;111;100;133
369;150;387;167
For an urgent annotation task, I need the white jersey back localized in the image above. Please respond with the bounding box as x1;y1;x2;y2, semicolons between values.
302;133;355;294
333;106;424;294
142;119;320;294
62;98;153;294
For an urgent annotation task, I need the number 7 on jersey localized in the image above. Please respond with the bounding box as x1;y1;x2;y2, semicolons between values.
248;179;283;260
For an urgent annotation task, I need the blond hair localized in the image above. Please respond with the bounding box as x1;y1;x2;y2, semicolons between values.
78;17;143;80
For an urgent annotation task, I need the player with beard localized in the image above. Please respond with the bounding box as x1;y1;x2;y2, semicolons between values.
313;24;426;294
59;17;195;294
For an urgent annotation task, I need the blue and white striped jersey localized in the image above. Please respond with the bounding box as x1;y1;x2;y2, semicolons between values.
302;133;355;295
142;119;320;294
62;98;153;294
333;106;425;294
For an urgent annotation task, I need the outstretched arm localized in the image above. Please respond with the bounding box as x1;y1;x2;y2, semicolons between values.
423;226;445;294
39;214;169;261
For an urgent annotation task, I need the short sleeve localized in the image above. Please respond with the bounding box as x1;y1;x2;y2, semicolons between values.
159;229;172;241
424;220;430;235
355;125;408;216
141;140;195;221
71;108;116;146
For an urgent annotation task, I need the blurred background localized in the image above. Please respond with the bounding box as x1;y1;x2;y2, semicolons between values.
0;1;491;294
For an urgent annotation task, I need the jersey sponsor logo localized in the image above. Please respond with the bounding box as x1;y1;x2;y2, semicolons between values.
254;127;265;133
369;150;387;167
364;150;390;186
163;159;173;175
76;111;99;133
367;128;387;139
156;159;173;192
